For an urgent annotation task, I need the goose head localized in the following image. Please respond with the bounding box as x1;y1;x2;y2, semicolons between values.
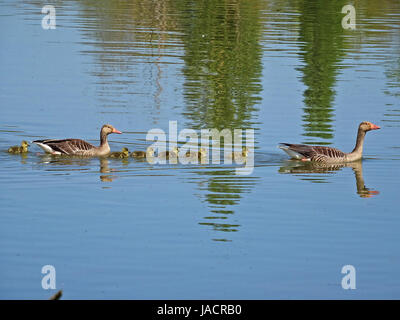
360;121;380;132
101;124;122;135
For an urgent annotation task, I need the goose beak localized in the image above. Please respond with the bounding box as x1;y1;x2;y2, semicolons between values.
370;123;380;130
113;128;122;134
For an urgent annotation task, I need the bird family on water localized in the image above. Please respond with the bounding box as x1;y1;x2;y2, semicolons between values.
7;121;380;164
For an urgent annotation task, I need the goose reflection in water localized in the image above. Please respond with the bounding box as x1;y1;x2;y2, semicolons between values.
37;155;119;182
99;158;117;182
37;154;92;167
278;160;379;198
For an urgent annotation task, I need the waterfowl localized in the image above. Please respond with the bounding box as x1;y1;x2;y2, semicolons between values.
109;147;130;158
279;121;380;163
185;147;207;160
8;140;29;153
131;147;155;158
33;124;122;157
228;146;249;161
158;146;179;160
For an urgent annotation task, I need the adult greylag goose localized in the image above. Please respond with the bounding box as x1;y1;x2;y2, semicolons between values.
279;121;380;163
33;124;122;156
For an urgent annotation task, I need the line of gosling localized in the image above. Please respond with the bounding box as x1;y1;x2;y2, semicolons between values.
7;141;249;161
107;146;249;160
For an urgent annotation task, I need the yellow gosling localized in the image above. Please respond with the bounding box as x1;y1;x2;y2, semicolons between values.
8;140;29;154
109;147;130;158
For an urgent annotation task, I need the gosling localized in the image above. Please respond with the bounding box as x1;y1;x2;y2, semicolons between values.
131;147;155;159
109;147;130;158
229;146;250;160
8;140;29;154
185;147;207;159
158;146;179;160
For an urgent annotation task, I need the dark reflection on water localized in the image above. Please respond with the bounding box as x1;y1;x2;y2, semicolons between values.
174;0;264;240
190;168;259;241
384;56;400;130
279;160;379;198
75;0;183;120
385;57;400;98
32;149;260;241
74;0;264;129
178;0;263;130
297;0;346;144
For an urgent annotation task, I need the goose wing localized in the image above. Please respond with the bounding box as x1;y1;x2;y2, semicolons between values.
310;145;346;159
33;139;95;155
279;143;346;160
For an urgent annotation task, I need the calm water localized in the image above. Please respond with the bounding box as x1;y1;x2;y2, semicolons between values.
1;0;400;299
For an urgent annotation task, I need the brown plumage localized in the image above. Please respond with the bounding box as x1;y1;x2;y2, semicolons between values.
279;121;380;163
33;124;122;157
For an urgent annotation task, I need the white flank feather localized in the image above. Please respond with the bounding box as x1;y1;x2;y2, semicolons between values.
34;142;61;155
278;144;304;159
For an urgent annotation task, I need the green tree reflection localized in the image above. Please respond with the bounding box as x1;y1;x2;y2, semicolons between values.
176;0;264;130
173;0;264;239
191;169;259;241
297;0;346;144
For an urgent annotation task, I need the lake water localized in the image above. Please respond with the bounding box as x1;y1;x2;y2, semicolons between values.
1;0;400;299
